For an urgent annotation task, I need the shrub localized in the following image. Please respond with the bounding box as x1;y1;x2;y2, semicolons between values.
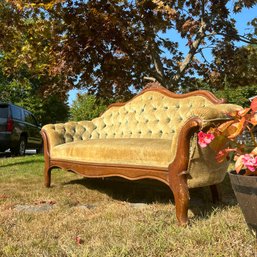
69;94;108;121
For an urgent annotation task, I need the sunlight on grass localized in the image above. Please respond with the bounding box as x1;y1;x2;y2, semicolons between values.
0;155;256;256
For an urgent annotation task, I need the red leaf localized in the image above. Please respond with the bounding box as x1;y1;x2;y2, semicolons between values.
227;117;246;139
216;148;236;163
250;97;257;112
249;113;257;125
0;194;8;199
217;120;234;133
75;236;84;245
216;149;229;163
235;155;244;173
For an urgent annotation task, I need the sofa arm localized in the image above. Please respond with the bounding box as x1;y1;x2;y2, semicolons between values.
185;103;242;188
190;103;242;127
41;121;96;152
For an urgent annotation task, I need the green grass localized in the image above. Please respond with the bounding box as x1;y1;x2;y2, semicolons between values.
0;155;256;256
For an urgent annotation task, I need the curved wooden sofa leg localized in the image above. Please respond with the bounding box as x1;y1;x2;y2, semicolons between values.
169;170;190;226
41;130;52;188
167;118;202;226
44;166;52;188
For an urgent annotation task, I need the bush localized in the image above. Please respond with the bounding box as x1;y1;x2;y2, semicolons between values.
69;94;108;121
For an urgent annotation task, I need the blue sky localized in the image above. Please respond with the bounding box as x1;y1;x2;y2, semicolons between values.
68;5;257;106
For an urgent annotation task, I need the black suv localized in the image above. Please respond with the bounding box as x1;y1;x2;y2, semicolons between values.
0;103;42;155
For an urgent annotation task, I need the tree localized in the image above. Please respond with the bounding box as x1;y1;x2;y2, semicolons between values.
214;84;257;107
0;1;69;124
207;45;257;89
69;93;109;121
0;0;70;98
0;73;70;125
1;0;257;100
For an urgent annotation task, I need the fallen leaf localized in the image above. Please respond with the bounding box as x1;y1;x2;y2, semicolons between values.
75;235;84;245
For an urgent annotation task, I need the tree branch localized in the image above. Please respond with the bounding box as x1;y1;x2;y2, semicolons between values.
144;76;156;82
217;32;257;45
199;49;210;64
169;1;207;89
170;20;206;89
149;41;166;85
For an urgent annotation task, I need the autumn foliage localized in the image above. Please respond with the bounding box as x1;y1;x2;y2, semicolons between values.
0;0;257;100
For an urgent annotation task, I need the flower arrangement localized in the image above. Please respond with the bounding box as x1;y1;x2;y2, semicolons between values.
198;97;257;176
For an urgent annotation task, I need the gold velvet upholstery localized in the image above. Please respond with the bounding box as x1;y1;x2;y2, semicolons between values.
42;90;241;188
51;138;172;168
187;137;229;188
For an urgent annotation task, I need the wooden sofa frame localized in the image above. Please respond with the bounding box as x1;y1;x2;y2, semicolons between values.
42;83;235;226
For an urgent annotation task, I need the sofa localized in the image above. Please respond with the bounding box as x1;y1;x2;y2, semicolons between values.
41;83;241;225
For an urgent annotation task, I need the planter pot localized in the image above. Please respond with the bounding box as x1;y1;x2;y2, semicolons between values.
229;171;257;236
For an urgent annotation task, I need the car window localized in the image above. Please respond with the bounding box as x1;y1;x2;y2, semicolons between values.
24;111;38;126
0;106;8;118
11;105;22;120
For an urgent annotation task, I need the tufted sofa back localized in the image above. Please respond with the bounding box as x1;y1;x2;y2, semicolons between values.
90;90;221;140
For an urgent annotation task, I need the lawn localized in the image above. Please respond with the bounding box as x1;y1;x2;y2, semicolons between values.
0;155;256;256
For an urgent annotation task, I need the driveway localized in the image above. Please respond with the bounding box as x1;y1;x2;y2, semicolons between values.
0;149;37;158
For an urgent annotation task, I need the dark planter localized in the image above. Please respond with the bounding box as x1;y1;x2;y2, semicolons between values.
229;171;257;236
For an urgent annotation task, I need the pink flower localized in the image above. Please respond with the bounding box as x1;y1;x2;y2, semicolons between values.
198;131;215;148
241;154;257;172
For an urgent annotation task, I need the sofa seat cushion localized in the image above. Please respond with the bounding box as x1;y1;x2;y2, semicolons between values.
51;138;172;168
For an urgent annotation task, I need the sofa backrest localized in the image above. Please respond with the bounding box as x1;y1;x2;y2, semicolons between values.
89;84;225;140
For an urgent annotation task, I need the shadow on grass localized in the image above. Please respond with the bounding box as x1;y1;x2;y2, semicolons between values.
64;173;237;221
0;158;44;168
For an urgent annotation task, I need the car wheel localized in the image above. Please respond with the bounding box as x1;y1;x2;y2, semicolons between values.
18;136;27;156
11;136;27;156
